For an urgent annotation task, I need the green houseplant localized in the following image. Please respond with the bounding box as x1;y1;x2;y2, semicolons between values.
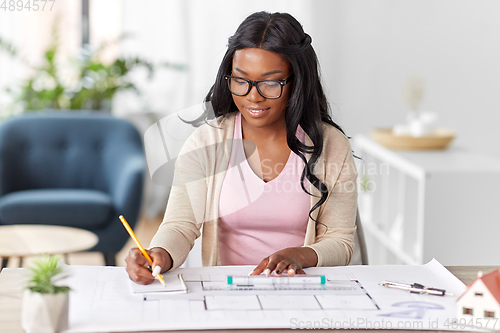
21;255;70;333
0;24;183;115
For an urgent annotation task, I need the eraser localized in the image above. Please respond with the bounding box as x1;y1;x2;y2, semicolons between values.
152;265;161;277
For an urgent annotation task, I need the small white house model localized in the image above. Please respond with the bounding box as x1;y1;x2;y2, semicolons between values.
456;269;500;330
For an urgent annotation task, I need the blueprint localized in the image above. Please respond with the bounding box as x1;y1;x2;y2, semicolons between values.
63;260;484;332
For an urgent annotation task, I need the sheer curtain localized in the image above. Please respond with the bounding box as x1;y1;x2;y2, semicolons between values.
114;0;313;117
0;0;314;131
0;2;80;117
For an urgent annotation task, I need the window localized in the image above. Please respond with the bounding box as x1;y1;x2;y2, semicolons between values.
475;292;483;296
463;308;473;315
485;311;495;318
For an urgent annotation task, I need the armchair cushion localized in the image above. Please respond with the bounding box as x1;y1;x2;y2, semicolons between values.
0;189;114;229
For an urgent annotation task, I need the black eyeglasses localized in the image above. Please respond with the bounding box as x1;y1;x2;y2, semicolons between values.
224;74;294;99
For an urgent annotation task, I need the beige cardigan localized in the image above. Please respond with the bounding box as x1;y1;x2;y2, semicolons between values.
150;112;358;269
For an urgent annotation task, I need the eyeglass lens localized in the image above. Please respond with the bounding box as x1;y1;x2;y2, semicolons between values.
228;77;282;99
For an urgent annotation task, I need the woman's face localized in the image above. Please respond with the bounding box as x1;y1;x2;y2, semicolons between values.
230;48;292;131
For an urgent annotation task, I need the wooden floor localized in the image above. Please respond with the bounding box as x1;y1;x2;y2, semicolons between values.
3;215;163;268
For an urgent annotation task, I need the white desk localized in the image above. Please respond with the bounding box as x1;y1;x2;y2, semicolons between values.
0;263;496;333
353;134;500;266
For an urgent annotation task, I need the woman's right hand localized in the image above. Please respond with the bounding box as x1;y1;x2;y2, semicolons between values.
125;247;173;285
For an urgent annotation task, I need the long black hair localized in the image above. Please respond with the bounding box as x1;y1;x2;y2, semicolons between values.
204;11;345;221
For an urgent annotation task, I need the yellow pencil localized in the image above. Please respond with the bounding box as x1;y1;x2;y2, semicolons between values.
119;215;166;287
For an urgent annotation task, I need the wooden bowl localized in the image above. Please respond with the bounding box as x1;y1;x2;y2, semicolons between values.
371;128;456;150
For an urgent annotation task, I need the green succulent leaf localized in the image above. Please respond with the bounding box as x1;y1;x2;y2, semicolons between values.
26;255;70;294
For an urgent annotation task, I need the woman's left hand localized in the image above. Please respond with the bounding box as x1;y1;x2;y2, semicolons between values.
250;247;318;276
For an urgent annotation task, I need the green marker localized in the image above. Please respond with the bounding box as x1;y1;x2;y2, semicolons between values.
227;275;326;285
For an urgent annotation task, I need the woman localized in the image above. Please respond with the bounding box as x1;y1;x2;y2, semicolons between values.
126;11;357;284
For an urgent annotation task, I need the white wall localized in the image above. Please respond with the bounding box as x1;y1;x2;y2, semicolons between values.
309;0;500;158
113;0;500;159
4;0;500;157
114;0;313;118
2;1;499;158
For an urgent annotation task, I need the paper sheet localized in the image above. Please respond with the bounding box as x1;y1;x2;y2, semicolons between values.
63;260;486;332
129;273;187;293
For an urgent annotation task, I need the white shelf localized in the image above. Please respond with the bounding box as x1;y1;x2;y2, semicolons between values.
354;134;500;265
362;218;420;265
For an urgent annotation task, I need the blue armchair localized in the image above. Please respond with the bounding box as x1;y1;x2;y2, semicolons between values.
0;112;146;265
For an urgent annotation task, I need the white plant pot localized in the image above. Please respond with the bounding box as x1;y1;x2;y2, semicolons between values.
21;290;69;333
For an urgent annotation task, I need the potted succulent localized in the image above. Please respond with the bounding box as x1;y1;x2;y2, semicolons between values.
21;255;70;333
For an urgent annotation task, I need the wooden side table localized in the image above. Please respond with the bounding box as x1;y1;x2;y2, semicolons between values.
0;225;99;268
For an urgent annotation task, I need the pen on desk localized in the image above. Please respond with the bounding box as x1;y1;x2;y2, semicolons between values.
379;281;453;296
118;215;166;287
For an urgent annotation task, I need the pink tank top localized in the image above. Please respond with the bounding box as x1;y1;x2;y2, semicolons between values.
218;112;310;265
